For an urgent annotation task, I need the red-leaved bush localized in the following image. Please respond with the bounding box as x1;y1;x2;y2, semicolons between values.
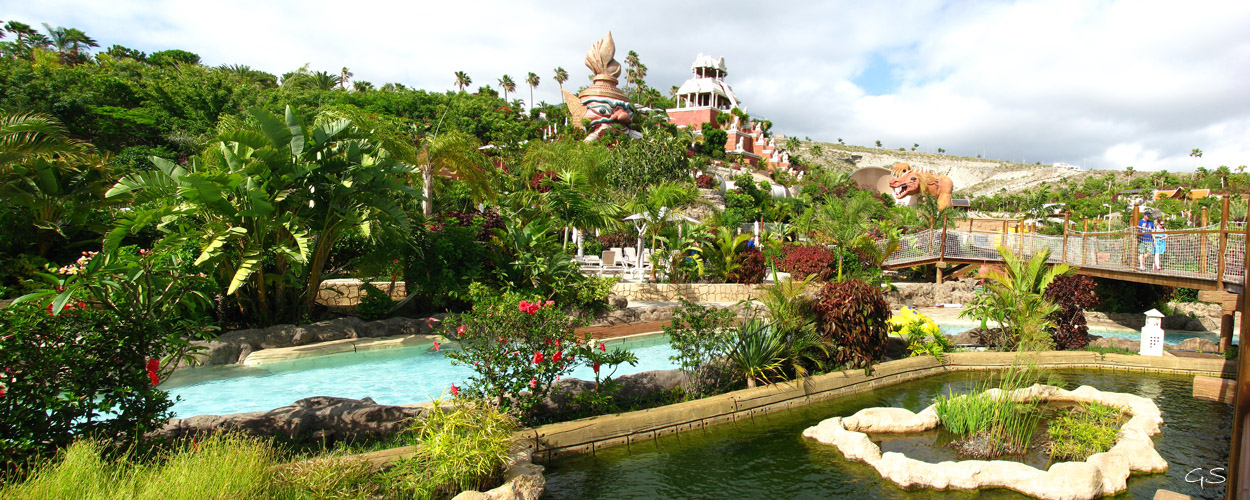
812;279;890;369
529;170;557;192
695;174;716;189
1044;275;1100;350
728;249;765;284
776;245;836;281
597;232;634;250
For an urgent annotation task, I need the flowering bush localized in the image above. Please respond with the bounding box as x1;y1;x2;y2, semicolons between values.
0;303;174;467
441;286;635;423
776;245;836;281
727;248;765;284
888;307;953;361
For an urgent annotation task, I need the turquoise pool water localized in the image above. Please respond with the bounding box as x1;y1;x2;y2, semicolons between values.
162;333;679;418
940;324;1224;346
163;324;1225;418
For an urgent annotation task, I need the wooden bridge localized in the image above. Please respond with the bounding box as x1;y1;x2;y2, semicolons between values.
881;215;1250;353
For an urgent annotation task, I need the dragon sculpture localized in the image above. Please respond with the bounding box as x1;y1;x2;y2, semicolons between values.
887;162;954;210
562;32;638;142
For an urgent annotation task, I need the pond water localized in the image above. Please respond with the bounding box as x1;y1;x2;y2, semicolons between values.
162;333;678;418
541;370;1232;500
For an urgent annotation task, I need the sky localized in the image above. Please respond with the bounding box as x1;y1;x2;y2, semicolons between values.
5;0;1250;172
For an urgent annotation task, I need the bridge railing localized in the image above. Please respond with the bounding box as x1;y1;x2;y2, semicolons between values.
883;218;1248;286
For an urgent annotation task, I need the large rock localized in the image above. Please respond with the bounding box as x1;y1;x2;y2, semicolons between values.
885;281;977;308
1088;336;1139;351
842;406;938;433
453;444;545;500
1171;337;1222;353
152;396;423;445
546;369;692;409
180;316;435;367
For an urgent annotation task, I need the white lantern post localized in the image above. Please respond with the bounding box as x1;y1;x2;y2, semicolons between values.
1139;308;1165;356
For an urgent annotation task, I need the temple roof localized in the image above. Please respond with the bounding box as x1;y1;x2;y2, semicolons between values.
691;53;727;74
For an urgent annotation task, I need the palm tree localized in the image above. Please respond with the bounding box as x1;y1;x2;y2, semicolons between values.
453;71;472;92
1125;166;1134;177
541;170;622;249
960;247;1068;350
338;67;353;89
553;67;568;90
525;72;540;110
41;23;69;54
1191;148;1203;168
817;193;885;281
0;112;98;256
308;71;341;90
62;28;97;61
416;130;492;217
498;74;516;103
5;21;35;45
1216;165;1232;189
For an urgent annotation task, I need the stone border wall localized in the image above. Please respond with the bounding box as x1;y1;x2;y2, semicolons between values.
316;279;407;313
519;351;1234;463
610;283;766;303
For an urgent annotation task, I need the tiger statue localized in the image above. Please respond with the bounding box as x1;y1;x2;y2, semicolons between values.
886;162;954;210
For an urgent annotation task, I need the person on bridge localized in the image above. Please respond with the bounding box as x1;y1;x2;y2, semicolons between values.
1153;219;1168;271
1137;210;1157;271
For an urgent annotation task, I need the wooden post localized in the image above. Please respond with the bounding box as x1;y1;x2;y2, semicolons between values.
1226;209;1250;499
1061;213;1070;263
1001;219;1008;250
1016;220;1024;255
1082;220;1089;266
1202;206;1210;274
939;214;949;260
1218;197;1230;289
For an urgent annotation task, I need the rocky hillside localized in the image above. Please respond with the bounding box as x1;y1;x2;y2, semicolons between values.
782;139;1089;197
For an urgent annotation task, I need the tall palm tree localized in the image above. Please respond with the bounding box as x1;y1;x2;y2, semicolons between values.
553;67;568;90
5;21;35;44
525;72;540;110
498;74;516;103
62;28;97;61
1125;166;1134;177
1216;165;1232;189
1;113;99;257
453;71;472;92
338;67;353;89
308;71;341;91
41;23;70;55
1191;148;1203;169
416;130;492;217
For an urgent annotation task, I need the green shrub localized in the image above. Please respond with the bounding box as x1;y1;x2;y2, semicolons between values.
387;399;516;500
441;285;635;422
1046;402;1123;461
1085;345;1137;356
356;283;395;321
812;279;890;370
934;366;1047;459
1092;278;1173;313
664;300;737;397
566;275;619;312
0;303;173;468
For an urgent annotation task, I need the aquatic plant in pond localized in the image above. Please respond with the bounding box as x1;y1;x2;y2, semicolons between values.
1045;401;1124;462
933;365;1051;458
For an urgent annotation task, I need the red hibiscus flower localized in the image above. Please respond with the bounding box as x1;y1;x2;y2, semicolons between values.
593;362;601;374
457;325;467;337
432;341;440;352
551;351;563;363
450;384;459;397
528;378;537;388
532;352;544;364
146;359;161;385
599;342;607;352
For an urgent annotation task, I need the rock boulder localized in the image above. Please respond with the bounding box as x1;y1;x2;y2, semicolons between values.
152;396;423;446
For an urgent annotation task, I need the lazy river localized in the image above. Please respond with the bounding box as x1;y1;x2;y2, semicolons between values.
161;326;1223;418
541;369;1232;500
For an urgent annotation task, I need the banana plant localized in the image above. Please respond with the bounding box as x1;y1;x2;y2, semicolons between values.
105;105;419;323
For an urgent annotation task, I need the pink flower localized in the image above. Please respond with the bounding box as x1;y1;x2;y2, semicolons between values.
545;300;555;307
599;343;607;352
456;325;466;337
518;300;530;313
450;384;459;396
432;341;440;351
532;352;544;364
528;378;537;388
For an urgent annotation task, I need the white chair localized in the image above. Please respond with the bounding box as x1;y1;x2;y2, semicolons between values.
600;250;624;276
623;247;638;265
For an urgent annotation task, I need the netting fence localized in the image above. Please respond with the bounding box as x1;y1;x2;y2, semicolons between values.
883;224;1249;285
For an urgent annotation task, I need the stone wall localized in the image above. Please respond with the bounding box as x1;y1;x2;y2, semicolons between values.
610;282;767;303
316;279;407;312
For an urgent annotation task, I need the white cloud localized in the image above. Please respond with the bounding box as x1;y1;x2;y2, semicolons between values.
4;0;1248;171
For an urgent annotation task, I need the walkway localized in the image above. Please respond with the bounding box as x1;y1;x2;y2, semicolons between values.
882;222;1248;292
